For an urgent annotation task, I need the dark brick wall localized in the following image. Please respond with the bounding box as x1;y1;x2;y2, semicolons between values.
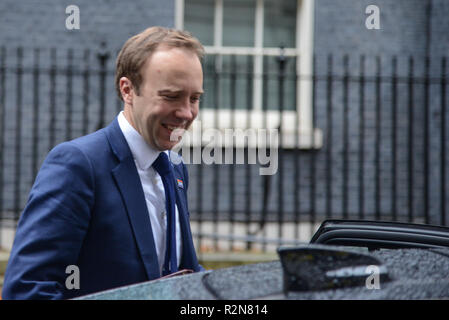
314;0;430;57
0;0;174;50
187;0;449;225
0;0;175;216
1;0;448;226
308;0;448;224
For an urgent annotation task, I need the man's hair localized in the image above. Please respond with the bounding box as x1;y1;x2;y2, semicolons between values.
115;26;205;101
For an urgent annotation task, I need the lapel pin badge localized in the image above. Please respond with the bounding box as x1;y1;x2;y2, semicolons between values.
176;179;184;189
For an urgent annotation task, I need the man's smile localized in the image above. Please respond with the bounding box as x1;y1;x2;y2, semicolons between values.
161;122;187;133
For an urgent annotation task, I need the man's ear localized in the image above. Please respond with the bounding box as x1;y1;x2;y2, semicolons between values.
120;77;134;105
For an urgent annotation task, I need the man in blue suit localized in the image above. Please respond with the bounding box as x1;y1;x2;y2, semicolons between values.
2;26;205;299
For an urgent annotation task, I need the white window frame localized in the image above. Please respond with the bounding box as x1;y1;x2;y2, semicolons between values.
176;0;322;149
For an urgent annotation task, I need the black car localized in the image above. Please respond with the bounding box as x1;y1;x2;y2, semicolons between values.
77;220;449;300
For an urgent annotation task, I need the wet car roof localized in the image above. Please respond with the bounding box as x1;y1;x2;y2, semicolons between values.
77;246;449;300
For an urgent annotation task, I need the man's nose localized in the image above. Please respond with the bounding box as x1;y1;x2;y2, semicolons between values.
175;102;195;121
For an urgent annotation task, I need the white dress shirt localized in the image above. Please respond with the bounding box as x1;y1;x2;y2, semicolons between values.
117;112;182;275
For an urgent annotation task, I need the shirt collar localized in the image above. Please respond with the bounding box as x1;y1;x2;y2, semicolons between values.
117;111;160;171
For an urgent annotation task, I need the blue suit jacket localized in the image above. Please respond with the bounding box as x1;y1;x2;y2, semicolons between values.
2;117;202;299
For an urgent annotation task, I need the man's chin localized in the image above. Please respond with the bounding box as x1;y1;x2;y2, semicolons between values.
155;140;179;151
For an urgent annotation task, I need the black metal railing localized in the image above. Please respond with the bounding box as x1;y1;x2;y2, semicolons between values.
0;46;447;252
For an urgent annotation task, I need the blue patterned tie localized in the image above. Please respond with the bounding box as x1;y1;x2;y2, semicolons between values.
152;152;178;276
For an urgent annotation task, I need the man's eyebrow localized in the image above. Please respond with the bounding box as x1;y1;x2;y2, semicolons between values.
158;89;204;95
158;89;181;94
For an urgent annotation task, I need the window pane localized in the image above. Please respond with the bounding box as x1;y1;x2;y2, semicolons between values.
264;0;296;48
202;54;296;111
263;55;296;111
223;0;256;47
201;55;217;110
202;54;253;110
221;54;254;109
184;0;215;46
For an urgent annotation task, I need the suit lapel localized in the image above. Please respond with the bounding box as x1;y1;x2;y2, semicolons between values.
106;118;160;280
173;171;200;271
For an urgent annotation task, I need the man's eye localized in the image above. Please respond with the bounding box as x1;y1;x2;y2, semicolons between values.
164;95;178;101
190;96;201;103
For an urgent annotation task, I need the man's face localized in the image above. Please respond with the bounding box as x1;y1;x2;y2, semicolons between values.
122;46;203;151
